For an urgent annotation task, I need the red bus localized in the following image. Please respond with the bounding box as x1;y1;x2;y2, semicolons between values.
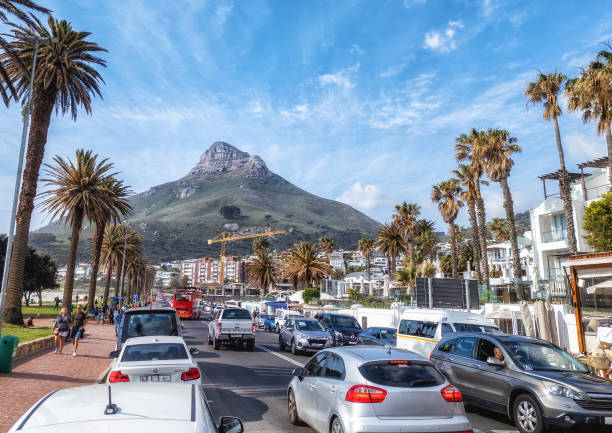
172;292;194;319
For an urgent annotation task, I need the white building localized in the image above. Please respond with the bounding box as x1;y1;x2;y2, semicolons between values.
487;234;534;285
329;252;345;271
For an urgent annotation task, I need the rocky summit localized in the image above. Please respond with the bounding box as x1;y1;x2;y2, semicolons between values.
186;142;271;178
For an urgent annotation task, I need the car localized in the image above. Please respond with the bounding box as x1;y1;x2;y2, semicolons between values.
431;332;612;433
108;336;201;385
208;308;256;350
287;346;472;433
358;327;397;346
263;315;276;332
274;309;303;333
279;317;333;354
113;307;182;355
256;313;268;328
315;313;362;346
8;383;244;433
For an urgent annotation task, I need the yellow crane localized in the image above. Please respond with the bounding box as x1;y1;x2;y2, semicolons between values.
207;229;287;284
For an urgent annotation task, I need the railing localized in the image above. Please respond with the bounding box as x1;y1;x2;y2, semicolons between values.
586;184;610;201
542;229;567;243
548;267;565;281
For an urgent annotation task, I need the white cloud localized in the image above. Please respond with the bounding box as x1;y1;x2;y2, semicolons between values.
565;132;607;160
318;64;360;90
337;182;384;211
349;44;364;56
213;3;234;37
423;21;463;52
380;62;407;78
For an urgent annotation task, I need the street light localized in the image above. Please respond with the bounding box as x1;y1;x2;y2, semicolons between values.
0;36;58;336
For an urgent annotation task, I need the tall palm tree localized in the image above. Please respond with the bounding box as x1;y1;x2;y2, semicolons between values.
476;129;524;298
375;222;406;282
0;17;106;324
38;149;114;311
392;202;421;260
87;177;131;313
318;236;335;256
281;242;330;288
488;217;510;242
101;224;140;304
526;71;577;254
247;250;277;296
252;237;269;255
357;237;375;282
431;179;463;278
566;46;612;188
455;129;490;288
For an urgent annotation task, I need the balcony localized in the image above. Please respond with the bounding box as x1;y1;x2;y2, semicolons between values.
586;184;609;201
548;267;565;281
542;229;567;243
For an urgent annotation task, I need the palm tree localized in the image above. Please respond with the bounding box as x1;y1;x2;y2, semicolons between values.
392;202;421;260
455;130;490;288
357;237;375;283
526;71;578;254
318;236;335;256
476;129;524;298
396;256;417;297
431;179;463;278
488;217;510;242
252;237;269;255
375;222;406;282
101;224;140;304
281;242;330;288
0;17;106;324
86;177;131;313
247;250;277;296
39;149;114;311
566;46;612;188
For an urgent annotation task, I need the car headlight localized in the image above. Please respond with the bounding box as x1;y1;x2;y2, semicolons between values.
334;331;343;340
544;382;583;400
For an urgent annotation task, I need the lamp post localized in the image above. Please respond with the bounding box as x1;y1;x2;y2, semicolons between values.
119;222;130;309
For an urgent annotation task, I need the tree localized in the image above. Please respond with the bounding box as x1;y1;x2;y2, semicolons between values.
431;179;463;278
346;287;361;301
566;46;612;188
252;237;269;255
526;71;578;254
281;242;330;288
39;149;115;311
247;250;277;296
414;219;436;261
0;17;107;324
318;236;335;256
22;246;56;306
583;192;612;252
392;202;421;260
357;237;375;282
375;222;406;282
396;256;417;297
101;224;141;303
488;217;510;242
302;287;320;304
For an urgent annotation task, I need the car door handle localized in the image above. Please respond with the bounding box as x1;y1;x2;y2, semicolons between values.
329;385;336;393
472;363;481;368
447;357;454;361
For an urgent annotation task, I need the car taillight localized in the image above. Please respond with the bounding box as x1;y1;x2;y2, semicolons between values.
346;385;387;403
252;322;256;334
441;385;462;402
389;360;410;365
181;367;201;381
109;371;129;383
217;321;222;330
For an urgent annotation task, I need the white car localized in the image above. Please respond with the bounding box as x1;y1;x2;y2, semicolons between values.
108;336;202;385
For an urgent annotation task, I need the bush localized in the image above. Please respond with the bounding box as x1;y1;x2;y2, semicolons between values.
302;287;320;304
583;192;612;252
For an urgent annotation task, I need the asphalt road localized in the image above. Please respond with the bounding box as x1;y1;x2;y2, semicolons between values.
182;320;519;433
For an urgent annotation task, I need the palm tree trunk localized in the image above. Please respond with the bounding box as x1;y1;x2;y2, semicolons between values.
103;261;112;305
553;116;577;255
449;220;458;278
114;261;122;297
3;87;58;324
605;122;612;191
467;200;482;283
62;208;84;311
500;177;523;299
365;255;371;281
87;222;105;313
474;180;490;288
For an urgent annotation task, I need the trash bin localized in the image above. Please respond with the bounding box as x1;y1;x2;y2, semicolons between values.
0;335;20;374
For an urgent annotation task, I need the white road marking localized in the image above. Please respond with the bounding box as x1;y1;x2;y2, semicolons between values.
256;344;305;367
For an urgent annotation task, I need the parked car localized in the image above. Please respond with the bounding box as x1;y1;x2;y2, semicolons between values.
358;327;397;346
431;332;612;433
114;307;182;355
256;313;269;328
274;309;302;333
264;314;277;332
208;308;256;350
279;317;333;354
315;313;362;346
8;383;243;433
396;309;500;358
108;336;201;385
287;346;472;433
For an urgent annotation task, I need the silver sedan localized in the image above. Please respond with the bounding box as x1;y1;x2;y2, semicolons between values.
287;346;472;433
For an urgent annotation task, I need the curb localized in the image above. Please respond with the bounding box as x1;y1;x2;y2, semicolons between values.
96;362;113;384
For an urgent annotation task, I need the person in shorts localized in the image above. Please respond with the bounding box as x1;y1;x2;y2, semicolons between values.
71;305;87;357
53;308;70;354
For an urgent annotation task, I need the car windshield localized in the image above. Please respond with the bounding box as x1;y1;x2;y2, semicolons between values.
453;323;501;334
502;340;588;373
123;313;177;340
359;361;444;388
331;315;360;329
222;309;252;320
121;343;188;362
380;329;397;338
295;320;326;331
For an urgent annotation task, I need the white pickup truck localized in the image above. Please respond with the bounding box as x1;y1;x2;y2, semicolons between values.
208;308;256;350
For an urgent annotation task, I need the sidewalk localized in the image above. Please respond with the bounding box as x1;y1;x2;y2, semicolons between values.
0;320;116;432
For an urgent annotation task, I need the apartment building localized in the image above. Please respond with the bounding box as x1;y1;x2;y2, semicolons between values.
487;234;534;285
178;256;246;285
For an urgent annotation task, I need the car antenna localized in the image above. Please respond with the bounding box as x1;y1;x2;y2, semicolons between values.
386;344;392;355
105;385;118;415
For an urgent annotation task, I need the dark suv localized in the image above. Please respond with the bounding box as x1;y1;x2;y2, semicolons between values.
314;313;361;346
431;332;612;433
113;307;181;354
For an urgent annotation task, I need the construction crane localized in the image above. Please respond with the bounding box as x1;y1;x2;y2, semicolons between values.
207;229;287;284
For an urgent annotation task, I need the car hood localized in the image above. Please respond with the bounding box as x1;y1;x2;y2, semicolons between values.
531;370;612;393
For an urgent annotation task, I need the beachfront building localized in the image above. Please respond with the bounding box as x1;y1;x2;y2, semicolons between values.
487;234;534;285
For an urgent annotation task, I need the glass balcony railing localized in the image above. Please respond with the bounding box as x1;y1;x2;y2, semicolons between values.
542;229;567;243
548;267;565;281
586;184;610;201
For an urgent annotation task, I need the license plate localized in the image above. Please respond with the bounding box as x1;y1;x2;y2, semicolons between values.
230;334;242;338
140;375;171;382
605;417;612;425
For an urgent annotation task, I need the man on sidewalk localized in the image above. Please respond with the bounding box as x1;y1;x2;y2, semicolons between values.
71;305;87;357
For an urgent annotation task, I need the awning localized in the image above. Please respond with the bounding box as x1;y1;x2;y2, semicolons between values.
586;279;612;295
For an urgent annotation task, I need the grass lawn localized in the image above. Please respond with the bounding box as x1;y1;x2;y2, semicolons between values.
21;304;60;318
1;323;52;343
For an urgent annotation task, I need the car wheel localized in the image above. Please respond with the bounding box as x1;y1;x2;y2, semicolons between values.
279;337;285;351
246;341;255;351
513;394;543;433
331;417;344;433
291;339;299;355
213;338;221;350
288;389;303;426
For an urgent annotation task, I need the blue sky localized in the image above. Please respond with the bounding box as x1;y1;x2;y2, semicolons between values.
0;0;611;233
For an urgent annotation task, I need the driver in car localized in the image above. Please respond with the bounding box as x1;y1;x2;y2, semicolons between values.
493;346;505;365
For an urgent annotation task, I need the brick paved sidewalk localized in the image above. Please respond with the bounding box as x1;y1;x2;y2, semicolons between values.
0;320;116;432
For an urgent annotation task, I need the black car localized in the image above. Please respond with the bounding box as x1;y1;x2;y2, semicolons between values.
113;307;181;355
358;326;397;346
314;313;362;346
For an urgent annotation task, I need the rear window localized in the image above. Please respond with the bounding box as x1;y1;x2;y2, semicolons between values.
359;362;444;388
399;320;437;338
121;343;188;362
123;312;178;340
222;309;252;320
453;323;501;334
331;315;360;329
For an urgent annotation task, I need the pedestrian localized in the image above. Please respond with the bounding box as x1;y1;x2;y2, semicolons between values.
52;308;71;354
70;305;87;357
54;296;60;311
94;298;98;308
75;294;79;303
114;307;122;336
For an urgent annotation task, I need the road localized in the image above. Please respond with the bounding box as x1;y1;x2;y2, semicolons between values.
183;320;519;433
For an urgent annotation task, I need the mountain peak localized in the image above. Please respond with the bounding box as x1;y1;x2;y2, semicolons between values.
187;142;271;178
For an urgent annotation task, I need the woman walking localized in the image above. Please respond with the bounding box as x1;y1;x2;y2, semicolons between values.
52;308;71;354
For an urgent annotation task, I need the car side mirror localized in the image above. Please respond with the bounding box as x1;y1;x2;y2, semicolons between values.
486;356;505;368
292;367;304;380
218;416;244;433
189;347;200;355
109;350;119;358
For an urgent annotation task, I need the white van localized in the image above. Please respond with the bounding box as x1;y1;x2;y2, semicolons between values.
396;309;500;358
274;309;302;333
